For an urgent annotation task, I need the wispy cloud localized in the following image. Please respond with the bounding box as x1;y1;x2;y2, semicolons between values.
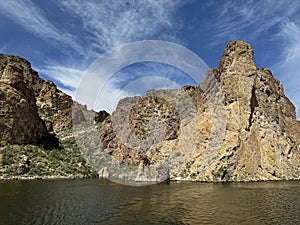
50;0;186;112
59;0;183;54
77;70;184;113
274;19;300;116
0;0;188;112
95;76;180;113
212;0;299;44
73;41;208;113
0;0;83;54
2;0;300;117
35;65;84;91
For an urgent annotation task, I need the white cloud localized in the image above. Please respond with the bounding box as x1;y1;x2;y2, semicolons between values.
72;40;208;113
78;74;182;113
35;65;84;90
273;19;300;117
0;0;83;53
0;0;201;114
213;0;300;44
37;0;189;113
59;0;182;53
35;63;132;113
12;0;188;114
99;76;180;113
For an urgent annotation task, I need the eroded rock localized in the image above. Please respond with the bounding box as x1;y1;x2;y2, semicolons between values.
96;40;300;182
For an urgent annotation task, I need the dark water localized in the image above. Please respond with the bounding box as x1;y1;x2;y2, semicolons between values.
0;179;300;225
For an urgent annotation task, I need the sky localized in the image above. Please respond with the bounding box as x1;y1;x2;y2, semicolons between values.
0;0;300;117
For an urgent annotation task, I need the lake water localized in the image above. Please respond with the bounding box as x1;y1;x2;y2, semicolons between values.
0;179;300;225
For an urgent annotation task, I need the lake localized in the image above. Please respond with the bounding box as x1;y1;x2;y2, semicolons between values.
0;179;300;225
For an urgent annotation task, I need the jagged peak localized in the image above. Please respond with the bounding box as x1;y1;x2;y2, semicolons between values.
218;40;257;74
0;53;32;69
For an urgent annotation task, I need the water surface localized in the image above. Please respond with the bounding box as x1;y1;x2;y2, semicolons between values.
0;179;300;225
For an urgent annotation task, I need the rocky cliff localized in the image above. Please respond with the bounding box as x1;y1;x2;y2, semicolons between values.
0;57;48;146
1;41;300;182
93;41;300;182
0;54;77;142
0;54;94;179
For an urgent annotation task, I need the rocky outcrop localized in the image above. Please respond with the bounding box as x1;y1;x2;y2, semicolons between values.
93;41;300;182
36;80;74;132
0;54;80;137
0;54;91;145
129;94;180;140
0;54;95;179
0;61;48;146
189;41;300;181
1;41;300;183
94;110;109;123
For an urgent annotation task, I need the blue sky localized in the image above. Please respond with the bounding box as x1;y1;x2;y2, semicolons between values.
0;0;300;117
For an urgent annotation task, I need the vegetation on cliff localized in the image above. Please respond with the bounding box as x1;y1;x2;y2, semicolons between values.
1;41;300;182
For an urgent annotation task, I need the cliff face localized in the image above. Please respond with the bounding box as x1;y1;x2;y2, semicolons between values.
1;41;300;182
192;41;300;181
0;54;84;146
0;54;94;179
0;56;48;146
96;41;300;182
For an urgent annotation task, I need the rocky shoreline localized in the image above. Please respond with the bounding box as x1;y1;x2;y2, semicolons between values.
0;175;88;181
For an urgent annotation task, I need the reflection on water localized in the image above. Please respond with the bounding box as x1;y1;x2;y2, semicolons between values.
0;179;300;225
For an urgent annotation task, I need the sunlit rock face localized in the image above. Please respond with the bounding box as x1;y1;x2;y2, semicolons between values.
97;41;300;182
1;40;300;182
0;53;81;136
0;56;48;146
190;40;300;181
0;54;99;179
0;54;88;146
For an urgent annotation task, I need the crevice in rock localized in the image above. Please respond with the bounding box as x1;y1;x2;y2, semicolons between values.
247;85;259;131
287;147;293;159
220;169;228;180
266;169;277;177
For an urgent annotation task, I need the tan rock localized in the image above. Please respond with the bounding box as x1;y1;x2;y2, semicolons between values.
0;53;85;140
96;40;300;182
0;65;48;146
2;41;299;182
98;167;110;178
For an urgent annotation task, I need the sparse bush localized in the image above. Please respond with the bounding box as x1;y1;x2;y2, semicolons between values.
0;142;94;178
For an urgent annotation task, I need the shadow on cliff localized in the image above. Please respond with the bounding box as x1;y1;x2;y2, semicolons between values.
35;134;61;150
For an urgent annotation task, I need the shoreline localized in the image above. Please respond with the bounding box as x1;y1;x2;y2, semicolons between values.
0;174;92;181
1;175;300;183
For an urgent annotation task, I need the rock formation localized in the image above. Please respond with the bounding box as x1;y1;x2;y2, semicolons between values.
1;41;300;182
0;54;84;136
0;54;95;178
0;58;48;146
191;41;300;181
94;41;300;182
0;54;91;147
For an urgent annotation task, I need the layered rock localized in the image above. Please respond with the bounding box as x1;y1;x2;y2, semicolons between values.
0;54;95;178
1;41;300;182
0;54;91;147
0;61;48;146
94;41;300;182
191;41;300;181
36;80;73;132
0;54;82;136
